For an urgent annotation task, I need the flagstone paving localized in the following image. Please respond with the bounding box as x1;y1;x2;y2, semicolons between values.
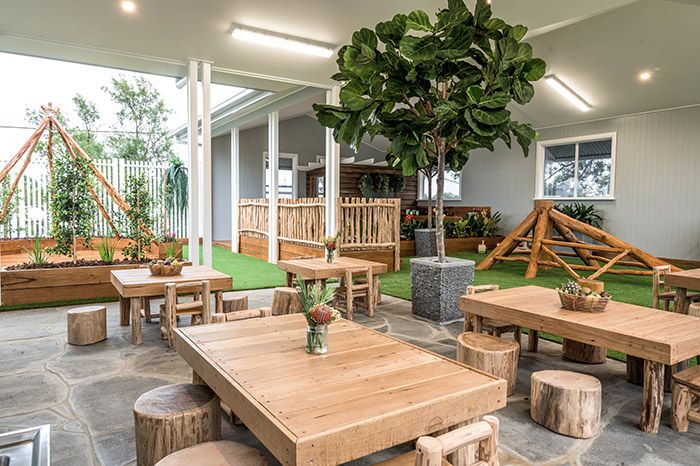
0;289;698;465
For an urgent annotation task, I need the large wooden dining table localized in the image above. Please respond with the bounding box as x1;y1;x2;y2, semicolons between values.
665;268;700;313
173;313;506;466
460;285;700;434
111;265;232;345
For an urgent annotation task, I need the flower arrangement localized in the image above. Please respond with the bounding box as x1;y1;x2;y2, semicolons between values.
322;234;339;263
297;279;341;354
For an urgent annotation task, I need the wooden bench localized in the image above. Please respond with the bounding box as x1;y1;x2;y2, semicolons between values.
457;332;519;396
154;441;266;466
67;305;107;346
134;384;220;466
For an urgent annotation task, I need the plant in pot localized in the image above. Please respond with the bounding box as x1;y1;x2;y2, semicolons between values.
314;0;544;322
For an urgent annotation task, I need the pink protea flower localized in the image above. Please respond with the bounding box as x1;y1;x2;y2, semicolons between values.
309;303;338;324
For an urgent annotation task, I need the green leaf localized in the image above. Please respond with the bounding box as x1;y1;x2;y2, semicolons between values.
513;79;534;104
464;109;496;136
472;108;510;126
484;18;506;30
448;0;466;9
479;92;511;109
498;37;518;63
400;36;438;61
439;24;475;59
434;101;460;120
401;154;419;176
407;10;433;32
376;15;407;47
511;122;536;156
339;81;371;111
514;43;532;62
474;0;492;25
466;85;484;105
415;146;429;167
509;25;528;41
352;28;378;50
524;58;546;81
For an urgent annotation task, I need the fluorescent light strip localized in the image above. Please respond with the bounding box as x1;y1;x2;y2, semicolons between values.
544;75;591;112
232;27;334;58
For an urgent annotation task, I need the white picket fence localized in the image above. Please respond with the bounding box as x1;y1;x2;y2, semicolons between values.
1;158;187;239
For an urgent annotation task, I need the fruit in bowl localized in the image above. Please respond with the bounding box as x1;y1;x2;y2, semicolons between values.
557;280;611;312
149;258;184;276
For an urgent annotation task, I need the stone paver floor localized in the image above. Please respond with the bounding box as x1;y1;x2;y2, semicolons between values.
1;289;698;465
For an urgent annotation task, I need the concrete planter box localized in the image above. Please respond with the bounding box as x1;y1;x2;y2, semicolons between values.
410;256;475;323
414;228;437;257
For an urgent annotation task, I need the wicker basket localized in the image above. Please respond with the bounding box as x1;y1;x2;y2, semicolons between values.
558;291;610;313
148;261;184;276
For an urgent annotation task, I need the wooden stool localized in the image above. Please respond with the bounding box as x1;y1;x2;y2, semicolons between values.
134;384;221;466
154;441;267;466
530;370;601;438
671;365;700;432
562;339;607;364
457;332;519;396
222;294;249;313
67;305;107;346
271;287;302;315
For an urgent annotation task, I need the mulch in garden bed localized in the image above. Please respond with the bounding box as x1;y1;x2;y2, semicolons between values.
5;258;150;270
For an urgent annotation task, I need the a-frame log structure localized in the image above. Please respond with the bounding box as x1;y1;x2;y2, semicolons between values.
478;200;680;279
0;103;154;238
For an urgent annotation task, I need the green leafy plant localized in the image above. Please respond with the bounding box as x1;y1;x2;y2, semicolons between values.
389;174;406;194
97;238;118;263
164;156;188;216
377;174;391;197
358;173;373;198
164;241;180;259
22;237;51;265
556;203;604;228
314;0;545;262
120;174;155;261
297;278;337;318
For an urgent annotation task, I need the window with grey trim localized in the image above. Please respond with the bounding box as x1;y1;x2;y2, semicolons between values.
542;138;613;198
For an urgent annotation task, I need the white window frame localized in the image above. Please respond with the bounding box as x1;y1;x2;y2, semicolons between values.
535;132;617;201
263;152;298;199
418;169;463;201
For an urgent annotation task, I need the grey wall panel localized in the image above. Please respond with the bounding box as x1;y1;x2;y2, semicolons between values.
212;135;231;241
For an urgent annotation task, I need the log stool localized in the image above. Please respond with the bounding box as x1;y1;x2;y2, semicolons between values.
222;294;249;313
530;370;601;438
457;332;520;396
271;287;302;316
562;339;607;364
67;305;107;346
154;441;267;466
671;365;700;432
134;384;221;466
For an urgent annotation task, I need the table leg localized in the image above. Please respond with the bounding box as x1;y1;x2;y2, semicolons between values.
673;287;688;314
130;297;142;345
286;272;294;287
215;290;223;314
474;315;483;333
373;275;381;306
119;296;130;326
640;360;664;433
528;330;539;353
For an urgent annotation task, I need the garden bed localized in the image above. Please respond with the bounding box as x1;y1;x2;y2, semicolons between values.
400;236;504;257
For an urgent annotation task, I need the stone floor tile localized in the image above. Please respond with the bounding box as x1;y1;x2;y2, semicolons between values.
0;337;64;375
0;372;68;417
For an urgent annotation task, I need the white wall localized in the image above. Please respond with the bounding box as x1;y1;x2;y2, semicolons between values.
458;106;700;260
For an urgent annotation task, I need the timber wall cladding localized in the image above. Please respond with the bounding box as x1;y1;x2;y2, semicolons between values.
306;165;418;210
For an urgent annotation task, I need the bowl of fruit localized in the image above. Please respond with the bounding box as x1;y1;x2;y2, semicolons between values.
148;258;184;276
557;280;611;313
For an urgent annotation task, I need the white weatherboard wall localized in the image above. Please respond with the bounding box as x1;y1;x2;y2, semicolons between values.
458;106;700;260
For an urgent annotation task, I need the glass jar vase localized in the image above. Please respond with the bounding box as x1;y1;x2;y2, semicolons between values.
306;324;328;354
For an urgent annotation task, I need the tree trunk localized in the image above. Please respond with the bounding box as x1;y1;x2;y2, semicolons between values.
426;170;433;229
436;152;446;262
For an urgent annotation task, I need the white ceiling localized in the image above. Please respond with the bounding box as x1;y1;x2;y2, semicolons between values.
2;0;700;127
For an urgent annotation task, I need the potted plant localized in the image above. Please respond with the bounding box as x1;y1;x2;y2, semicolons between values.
314;0;544;322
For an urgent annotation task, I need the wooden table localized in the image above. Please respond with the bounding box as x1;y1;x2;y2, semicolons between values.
665;268;700;313
460;285;700;434
111;266;232;345
277;256;388;287
174;314;506;466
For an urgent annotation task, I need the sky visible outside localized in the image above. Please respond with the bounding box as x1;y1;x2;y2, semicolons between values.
0;51;245;165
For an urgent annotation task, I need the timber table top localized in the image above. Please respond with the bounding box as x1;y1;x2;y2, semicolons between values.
110;265;232;298
173;314;506;466
665;268;700;290
460;285;700;365
277;256;388;280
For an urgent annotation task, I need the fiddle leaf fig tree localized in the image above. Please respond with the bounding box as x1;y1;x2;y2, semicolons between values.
314;0;545;262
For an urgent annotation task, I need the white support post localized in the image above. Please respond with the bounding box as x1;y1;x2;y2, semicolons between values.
186;59;200;266
230;127;240;253
201;61;213;267
325;86;341;237
267;111;279;264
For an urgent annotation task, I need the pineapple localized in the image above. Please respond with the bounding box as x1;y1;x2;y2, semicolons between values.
560;280;582;296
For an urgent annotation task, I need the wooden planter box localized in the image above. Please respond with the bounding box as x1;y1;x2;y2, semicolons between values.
0;263;144;307
400;236;504;257
157;241;185;259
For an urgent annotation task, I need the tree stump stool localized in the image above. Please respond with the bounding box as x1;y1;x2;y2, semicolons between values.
134;384;221;466
154;441;267;466
530;370;602;438
222;294;249;313
67;305;107;346
562;339;607;364
457;332;520;396
271;287;302;316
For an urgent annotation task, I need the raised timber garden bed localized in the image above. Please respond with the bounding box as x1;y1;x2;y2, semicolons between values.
0;263;144;307
400;236;504;257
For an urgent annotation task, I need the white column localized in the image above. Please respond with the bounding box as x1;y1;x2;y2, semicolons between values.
230;127;240;253
186;59;200;266
267;112;279;264
325;85;341;236
201;61;213;267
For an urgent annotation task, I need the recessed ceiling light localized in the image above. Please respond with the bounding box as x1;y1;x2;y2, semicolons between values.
639;71;652;81
231;26;334;58
121;1;136;13
544;75;592;112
